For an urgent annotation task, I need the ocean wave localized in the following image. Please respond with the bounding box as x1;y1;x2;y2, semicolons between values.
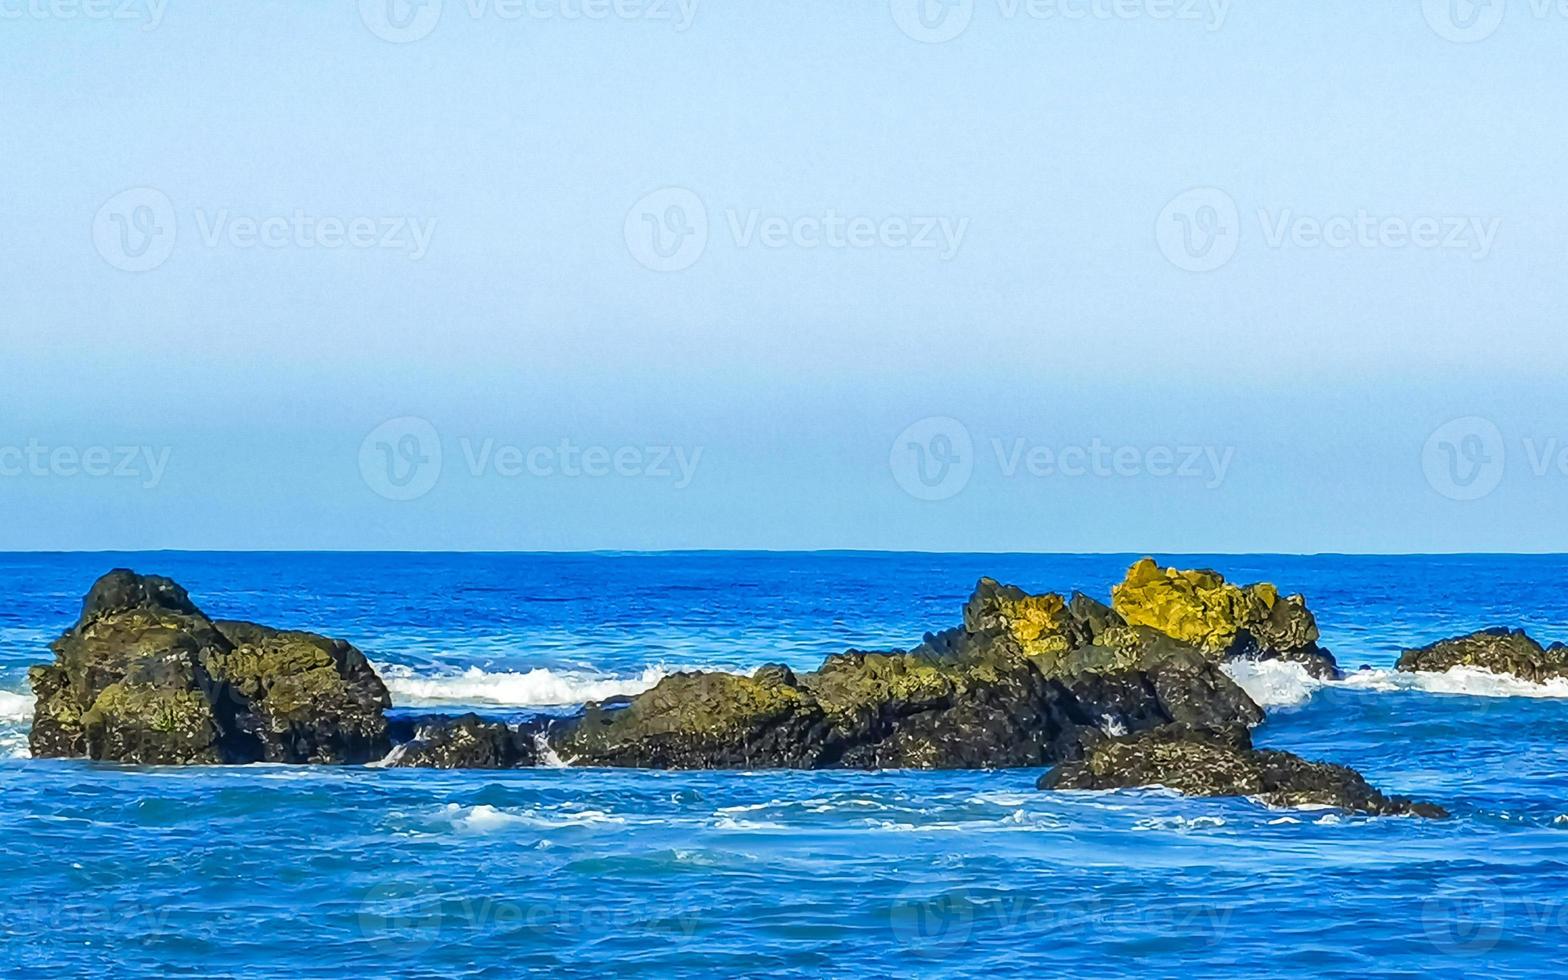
377;664;674;709
1222;660;1568;709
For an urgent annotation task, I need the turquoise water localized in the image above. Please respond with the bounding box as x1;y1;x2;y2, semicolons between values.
3;553;1567;977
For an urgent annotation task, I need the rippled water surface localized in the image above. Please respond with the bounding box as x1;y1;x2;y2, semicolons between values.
3;553;1568;977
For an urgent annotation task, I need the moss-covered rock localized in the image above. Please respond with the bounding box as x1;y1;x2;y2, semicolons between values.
80;682;221;765
1110;559;1338;678
1039;725;1446;818
544;577;1263;771
554;666;830;768
27;570;391;765
209;622;390;764
1396;628;1568;684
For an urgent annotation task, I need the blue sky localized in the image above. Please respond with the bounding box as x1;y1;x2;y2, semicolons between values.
3;1;1567;552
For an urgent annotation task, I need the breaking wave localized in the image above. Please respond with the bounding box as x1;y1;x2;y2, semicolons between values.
0;689;32;723
377;664;675;709
1223;660;1568;709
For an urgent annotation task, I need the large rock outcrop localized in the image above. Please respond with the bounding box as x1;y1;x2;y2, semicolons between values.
1111;558;1339;678
1396;628;1568;684
1039;725;1447;818
28;570;390;765
545;576;1263;770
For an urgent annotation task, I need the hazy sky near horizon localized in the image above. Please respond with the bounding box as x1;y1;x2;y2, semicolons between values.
3;1;1567;552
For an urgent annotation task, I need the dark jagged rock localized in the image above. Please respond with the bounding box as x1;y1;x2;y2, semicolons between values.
28;570;390;765
1396;628;1568;684
382;713;539;769
545;583;1263;771
1111;558;1339;678
1038;725;1447;818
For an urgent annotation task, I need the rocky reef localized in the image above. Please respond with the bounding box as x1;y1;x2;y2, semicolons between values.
29;570;390;765
1039;725;1448;818
1397;627;1568;684
547;575;1263;770
25;562;1445;818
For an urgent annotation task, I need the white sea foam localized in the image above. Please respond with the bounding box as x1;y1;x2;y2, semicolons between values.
1339;665;1568;699
0;689;32;760
1221;660;1327;708
1221;659;1568;709
1132;814;1228;832
433;803;624;832
0;689;33;723
378;664;674;708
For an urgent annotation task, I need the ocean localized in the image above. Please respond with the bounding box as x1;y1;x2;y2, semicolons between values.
2;552;1566;977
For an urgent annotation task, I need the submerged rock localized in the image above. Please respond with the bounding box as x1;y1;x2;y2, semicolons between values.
1396;628;1568;684
382;713;540;769
28;570;390;765
1038;725;1447;818
1111;558;1339;678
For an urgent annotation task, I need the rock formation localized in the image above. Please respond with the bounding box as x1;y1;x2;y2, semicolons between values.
1397;627;1568;684
23;562;1444;819
28;570;390;765
1039;725;1447;818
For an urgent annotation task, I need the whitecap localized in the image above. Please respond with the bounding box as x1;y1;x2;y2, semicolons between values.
1339;665;1568;699
1222;659;1568;709
377;664;673;709
711;816;788;831
1132;814;1227;832
433;802;624;832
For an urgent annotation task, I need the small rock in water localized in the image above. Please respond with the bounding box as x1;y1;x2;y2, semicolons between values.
1038;724;1448;819
1397;627;1568;684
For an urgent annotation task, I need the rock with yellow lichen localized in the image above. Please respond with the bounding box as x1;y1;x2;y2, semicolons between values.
1110;558;1338;678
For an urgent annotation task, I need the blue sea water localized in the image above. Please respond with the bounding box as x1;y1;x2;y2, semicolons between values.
3;552;1568;978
